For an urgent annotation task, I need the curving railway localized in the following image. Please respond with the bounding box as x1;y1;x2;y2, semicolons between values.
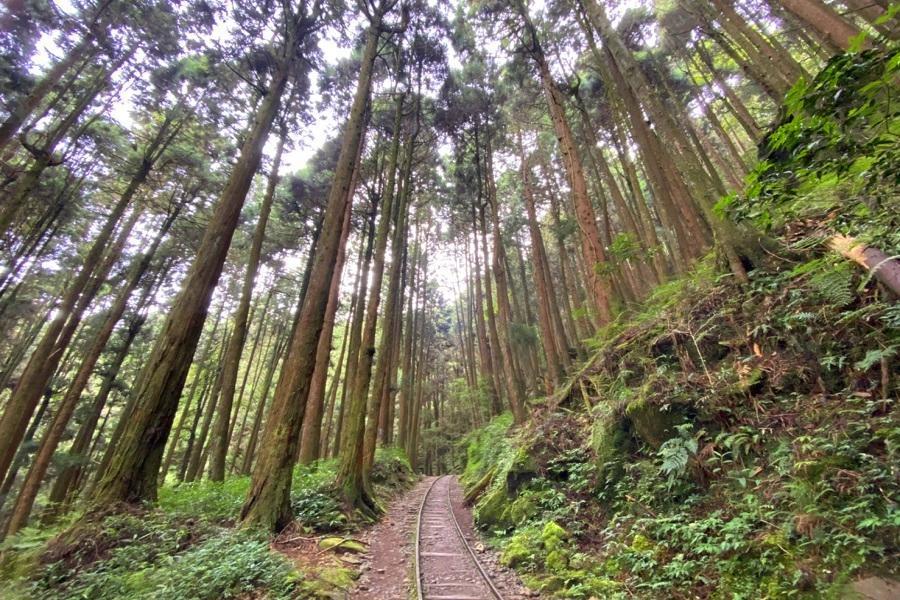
415;476;506;600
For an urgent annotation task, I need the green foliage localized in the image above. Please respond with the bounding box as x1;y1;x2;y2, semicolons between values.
733;47;900;252
3;449;416;598
158;475;250;522
17;511;202;599
656;423;698;490
459;412;514;488
27;526;301;600
463;169;899;598
290;460;347;532
370;446;414;487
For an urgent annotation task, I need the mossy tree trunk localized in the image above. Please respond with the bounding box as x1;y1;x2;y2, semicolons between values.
336;90;405;510
239;8;397;529
208;132;284;482
88;35;296;506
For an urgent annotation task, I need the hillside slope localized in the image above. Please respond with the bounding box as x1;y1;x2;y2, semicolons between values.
459;47;900;599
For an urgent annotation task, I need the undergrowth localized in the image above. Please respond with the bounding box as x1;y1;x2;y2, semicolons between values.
0;448;415;599
461;47;899;599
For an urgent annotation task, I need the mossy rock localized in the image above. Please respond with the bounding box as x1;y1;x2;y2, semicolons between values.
625;397;685;449
501;528;540;567
541;521;568;551
590;401;628;462
545;549;569;572
506;494;539;524
505;446;539;494
591;401;633;487
474;484;511;529
318;537;366;553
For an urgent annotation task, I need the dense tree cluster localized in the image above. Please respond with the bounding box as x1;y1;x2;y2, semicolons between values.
0;0;893;537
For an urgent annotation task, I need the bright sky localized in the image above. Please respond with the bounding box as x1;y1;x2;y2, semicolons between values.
26;0;658;307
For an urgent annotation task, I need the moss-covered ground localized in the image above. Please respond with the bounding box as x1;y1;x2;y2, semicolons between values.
459;47;899;599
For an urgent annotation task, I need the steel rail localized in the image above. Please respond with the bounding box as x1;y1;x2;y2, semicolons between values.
444;476;505;600
414;475;505;600
414;475;442;600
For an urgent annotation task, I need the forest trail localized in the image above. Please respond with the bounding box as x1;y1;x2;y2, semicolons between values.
1;0;897;596
350;476;529;599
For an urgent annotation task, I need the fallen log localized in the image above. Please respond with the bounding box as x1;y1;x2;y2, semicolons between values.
828;234;900;297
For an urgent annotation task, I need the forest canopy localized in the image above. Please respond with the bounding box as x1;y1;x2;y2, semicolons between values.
0;0;897;598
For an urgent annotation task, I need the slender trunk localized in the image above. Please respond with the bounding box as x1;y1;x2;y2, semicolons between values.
475;210;506;415
0;34;96;151
320;322;350;459
0;390;51;513
184;329;231;483
297;133;363;465
397;232;419;453
482;136;526;422
88;53;292;506
0;183;144;484
225;296;272;471
363;160;412;470
521;11;612;322
519;140;564;391
208;135;284;481
695;45;761;140
158;305;225;483
241;326;288;474
3;211;176;537
297;191;354;464
240;19;386;530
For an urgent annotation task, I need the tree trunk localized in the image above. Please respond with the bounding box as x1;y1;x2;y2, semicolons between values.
208;134;284;482
0;176;144;484
482;136;527;422
297;186;354;465
363;101;416;473
184;329;230;483
240;326;288;474
240;19;386;530
3;208;176;537
43;311;146;521
0;390;51;513
0;34;96;151
521;9;612;323
778;0;866;51
88;54;291;507
519;138;564;391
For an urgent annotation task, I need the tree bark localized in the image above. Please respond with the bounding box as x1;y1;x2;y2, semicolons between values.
519;7;613;323
482;135;527;423
778;0;866;51
88;49;292;506
208;133;284;481
363;97;416;473
518;138;564;392
240;15;388;530
297;184;354;465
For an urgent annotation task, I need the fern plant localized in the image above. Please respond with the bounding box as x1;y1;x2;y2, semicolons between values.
657;424;699;490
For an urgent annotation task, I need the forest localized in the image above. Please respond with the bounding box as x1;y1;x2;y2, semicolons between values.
0;0;897;598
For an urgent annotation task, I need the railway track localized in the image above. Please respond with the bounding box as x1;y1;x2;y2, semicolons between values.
415;475;505;600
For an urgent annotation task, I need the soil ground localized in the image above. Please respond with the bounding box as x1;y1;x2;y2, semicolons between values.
348;475;532;599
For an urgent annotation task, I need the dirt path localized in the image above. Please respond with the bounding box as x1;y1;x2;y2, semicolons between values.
349;475;531;599
349;477;432;599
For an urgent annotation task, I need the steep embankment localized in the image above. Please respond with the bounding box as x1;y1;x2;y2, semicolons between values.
459;48;899;599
